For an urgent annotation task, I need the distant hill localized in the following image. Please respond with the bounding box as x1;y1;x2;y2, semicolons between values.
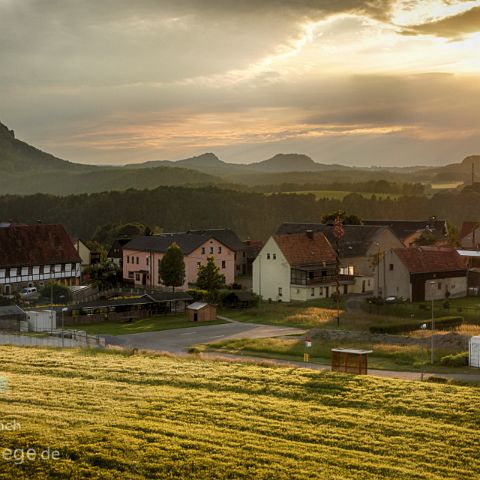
245;153;351;173
0;121;95;173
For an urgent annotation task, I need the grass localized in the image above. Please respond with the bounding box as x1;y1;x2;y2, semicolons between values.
79;314;226;336
1;346;480;479
206;336;469;373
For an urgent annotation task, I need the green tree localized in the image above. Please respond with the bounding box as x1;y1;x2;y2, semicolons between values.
196;257;225;301
414;231;437;246
39;281;72;304
159;243;185;292
321;211;362;225
85;260;121;290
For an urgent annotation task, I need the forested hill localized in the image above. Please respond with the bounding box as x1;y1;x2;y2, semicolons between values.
0;186;477;240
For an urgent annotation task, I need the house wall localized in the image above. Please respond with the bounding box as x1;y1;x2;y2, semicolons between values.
290;284;334;301
252;237;291;302
424;277;467;301
188;305;217;321
123;238;235;290
375;249;411;299
461;228;480;249
0;264;81;294
75;240;91;267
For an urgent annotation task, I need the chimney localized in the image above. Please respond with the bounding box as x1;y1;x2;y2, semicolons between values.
306;230;314;240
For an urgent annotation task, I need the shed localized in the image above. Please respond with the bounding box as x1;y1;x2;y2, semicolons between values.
0;305;27;331
331;348;373;375
469;336;480;367
25;310;56;332
187;302;217;322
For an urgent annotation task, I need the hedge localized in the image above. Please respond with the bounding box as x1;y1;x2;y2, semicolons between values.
369;316;463;334
440;352;469;367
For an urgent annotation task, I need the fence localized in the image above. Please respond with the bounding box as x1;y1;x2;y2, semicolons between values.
0;331;105;349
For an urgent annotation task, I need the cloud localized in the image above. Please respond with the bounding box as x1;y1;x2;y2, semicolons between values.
401;5;480;38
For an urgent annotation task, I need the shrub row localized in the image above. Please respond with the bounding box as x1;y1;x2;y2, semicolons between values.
440;352;469;367
369;316;463;334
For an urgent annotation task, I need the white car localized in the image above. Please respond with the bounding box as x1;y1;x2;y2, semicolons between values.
20;286;37;297
384;296;397;304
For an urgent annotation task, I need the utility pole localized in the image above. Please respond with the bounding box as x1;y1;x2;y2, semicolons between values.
333;216;345;328
430;281;436;364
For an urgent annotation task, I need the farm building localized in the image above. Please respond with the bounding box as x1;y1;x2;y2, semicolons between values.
187;302;217;322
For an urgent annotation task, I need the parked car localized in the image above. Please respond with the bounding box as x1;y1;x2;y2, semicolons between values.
20;286;37;297
384;296;397;304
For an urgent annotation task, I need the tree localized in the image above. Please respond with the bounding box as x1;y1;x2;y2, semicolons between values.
159;243;185;292
85;260;121;290
321;211;362;225
196;257;225;301
414;231;437;246
39;281;72;304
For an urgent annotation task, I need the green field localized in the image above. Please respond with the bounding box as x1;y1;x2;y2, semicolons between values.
1;346;479;479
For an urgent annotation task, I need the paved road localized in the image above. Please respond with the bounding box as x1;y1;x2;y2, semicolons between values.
105;321;305;353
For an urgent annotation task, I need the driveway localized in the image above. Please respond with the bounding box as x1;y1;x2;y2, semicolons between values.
105;321;305;353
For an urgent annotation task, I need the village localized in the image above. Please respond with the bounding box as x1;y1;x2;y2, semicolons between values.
1;217;480;377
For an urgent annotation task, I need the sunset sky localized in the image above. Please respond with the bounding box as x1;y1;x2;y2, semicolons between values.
1;0;480;166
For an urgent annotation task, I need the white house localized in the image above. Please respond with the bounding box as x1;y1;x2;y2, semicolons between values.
0;223;82;295
252;230;354;302
376;247;467;302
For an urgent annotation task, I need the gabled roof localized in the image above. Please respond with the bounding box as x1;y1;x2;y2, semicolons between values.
107;238;133;258
124;232;235;255
0;305;26;317
0;224;81;268
460;221;479;240
276;223;392;257
394;247;466;274
363;219;447;241
273;232;337;267
187;301;209;310
187;229;244;251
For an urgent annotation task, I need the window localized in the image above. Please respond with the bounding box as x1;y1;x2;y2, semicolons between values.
311;288;315;297
39;266;44;275
322;270;327;276
71;263;76;271
218;246;222;254
273;253;276;260
127;256;130;264
146;257;149;266
61;264;65;272
278;287;282;297
309;272;314;280
389;263;394;271
128;272;134;279
202;247;205;254
319;287;323;295
438;282;442;290
135;273;140;281
136;257;139;264
210;247;214;254
221;260;226;269
5;269;10;278
267;253;271;259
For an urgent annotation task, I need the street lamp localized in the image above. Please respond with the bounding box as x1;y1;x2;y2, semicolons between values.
420;323;427;381
61;307;68;348
429;280;436;364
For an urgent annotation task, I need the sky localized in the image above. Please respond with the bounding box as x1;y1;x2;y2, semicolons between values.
1;0;480;167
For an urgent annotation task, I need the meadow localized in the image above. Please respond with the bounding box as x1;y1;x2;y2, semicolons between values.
0;346;479;479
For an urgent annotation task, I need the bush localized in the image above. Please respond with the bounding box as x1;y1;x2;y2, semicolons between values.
186;289;209;302
426;376;449;384
443;301;450;309
440;352;468;367
369;316;463;334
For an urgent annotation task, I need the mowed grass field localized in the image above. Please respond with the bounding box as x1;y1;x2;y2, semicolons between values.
1;347;479;479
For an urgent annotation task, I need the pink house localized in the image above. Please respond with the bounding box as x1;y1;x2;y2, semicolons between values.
123;233;236;290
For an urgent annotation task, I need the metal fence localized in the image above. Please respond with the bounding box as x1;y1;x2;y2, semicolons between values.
0;330;105;348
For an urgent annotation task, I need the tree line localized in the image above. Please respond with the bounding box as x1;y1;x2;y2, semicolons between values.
0;186;478;241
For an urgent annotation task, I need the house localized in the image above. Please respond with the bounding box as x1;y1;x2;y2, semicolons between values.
71;238;91;267
186;302;217;321
187;229;247;276
0;223;82;295
0;305;26;331
376;247;467;302
363;218;448;247
107;238;134;268
123;233;236;290
253;230;354;302
276;223;403;294
459;221;480;249
243;240;264;276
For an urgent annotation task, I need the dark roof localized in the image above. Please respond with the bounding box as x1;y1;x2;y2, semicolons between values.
187;229;244;251
273;232;337;267
124;232;235;254
394;247;467;274
460;221;478;240
243;240;264;259
0;224;81;268
363;219;447;241
276;223;390;257
107;238;134;259
69;292;192;310
0;305;26;317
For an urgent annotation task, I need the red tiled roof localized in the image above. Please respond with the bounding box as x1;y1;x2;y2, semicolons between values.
0;224;81;268
273;232;337;267
394;247;466;274
460;221;478;240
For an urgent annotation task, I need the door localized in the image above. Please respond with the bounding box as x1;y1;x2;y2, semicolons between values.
194;312;198;322
325;287;329;298
362;280;366;293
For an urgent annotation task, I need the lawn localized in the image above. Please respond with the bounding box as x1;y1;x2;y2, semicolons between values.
205;337;472;373
79;314;226;336
1;346;479;479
